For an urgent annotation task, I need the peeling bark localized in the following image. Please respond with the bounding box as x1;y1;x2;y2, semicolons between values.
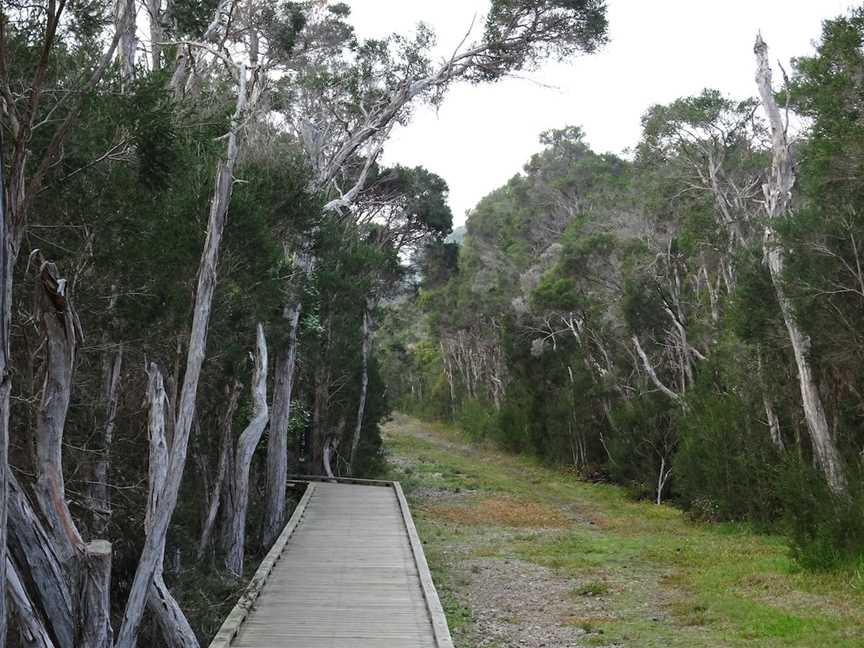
114;62;250;648
32;260;85;563
142;364;199;648
224;324;269;577
78;541;112;648
115;0;136;86
7;557;55;648
7;473;74;648
262;302;300;549
754;34;846;494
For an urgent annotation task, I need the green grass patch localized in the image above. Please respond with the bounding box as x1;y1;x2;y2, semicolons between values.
383;414;864;648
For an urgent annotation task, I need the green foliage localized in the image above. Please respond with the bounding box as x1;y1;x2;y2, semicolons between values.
778;459;864;570
675;387;782;524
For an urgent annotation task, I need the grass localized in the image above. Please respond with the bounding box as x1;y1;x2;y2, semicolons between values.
381;413;864;648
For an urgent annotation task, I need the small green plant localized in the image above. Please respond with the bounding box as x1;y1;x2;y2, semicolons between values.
574;581;609;597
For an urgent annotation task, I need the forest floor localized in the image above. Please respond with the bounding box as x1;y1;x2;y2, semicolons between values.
380;413;864;648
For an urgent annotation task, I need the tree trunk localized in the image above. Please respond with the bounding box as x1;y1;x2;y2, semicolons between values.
115;0;136;86
225;324;269;577
754;34;846;494
78;541;112;648
310;366;329;475
147;0;162;72
7;557;55;648
632;336;682;405
114;63;249;648
90;346;122;537
142;364;199;648
197;382;241;560
262;303;300;549
347;302;372;475
757;348;784;451
0;127;12;644
7;473;74;648
31;262;87;594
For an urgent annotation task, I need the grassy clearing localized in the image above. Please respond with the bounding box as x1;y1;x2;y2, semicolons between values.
381;413;864;648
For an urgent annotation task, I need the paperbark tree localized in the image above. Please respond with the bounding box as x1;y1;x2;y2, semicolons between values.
224;324;269;577
754;33;847;494
261;300;301;549
347;300;373;475
114;57;255;648
143;365;199;648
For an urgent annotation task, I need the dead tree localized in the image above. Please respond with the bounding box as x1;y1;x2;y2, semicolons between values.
754;33;846;494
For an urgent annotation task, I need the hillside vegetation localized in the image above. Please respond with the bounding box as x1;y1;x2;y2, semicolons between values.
381;7;864;571
384;414;864;648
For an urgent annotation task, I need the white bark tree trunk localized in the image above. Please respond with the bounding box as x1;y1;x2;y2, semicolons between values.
114;0;136;86
632;336;682;405
348;301;373;475
262;303;300;549
142;364;199;648
114;62;249;648
754;34;846;494
225;324;269;577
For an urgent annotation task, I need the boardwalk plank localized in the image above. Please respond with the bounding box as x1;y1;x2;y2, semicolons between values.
218;481;452;648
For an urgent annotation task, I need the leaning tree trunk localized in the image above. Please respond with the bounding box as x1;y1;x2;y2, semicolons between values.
114;63;250;648
225;324;269;577
347;301;373;475
754;34;846;495
6;557;55;648
262;303;300;549
7;472;74;647
143;365;199;648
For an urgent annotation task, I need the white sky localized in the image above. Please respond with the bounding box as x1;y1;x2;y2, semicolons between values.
347;0;852;226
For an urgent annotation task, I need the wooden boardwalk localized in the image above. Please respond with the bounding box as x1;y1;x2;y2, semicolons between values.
209;479;454;648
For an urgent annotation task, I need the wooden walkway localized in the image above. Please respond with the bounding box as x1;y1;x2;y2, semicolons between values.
209;479;454;648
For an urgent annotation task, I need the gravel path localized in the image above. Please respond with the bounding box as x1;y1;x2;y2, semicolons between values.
385;415;618;648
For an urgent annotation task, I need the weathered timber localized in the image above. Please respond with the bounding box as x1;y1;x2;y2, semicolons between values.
210;479;454;648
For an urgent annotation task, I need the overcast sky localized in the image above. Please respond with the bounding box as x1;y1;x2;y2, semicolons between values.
346;0;852;226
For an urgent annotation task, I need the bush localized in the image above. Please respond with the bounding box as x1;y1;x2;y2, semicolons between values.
778;458;864;570
674;390;782;524
456;400;497;441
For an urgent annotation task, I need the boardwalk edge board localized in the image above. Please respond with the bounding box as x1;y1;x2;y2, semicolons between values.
209;476;455;648
393;481;456;648
207;482;316;648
